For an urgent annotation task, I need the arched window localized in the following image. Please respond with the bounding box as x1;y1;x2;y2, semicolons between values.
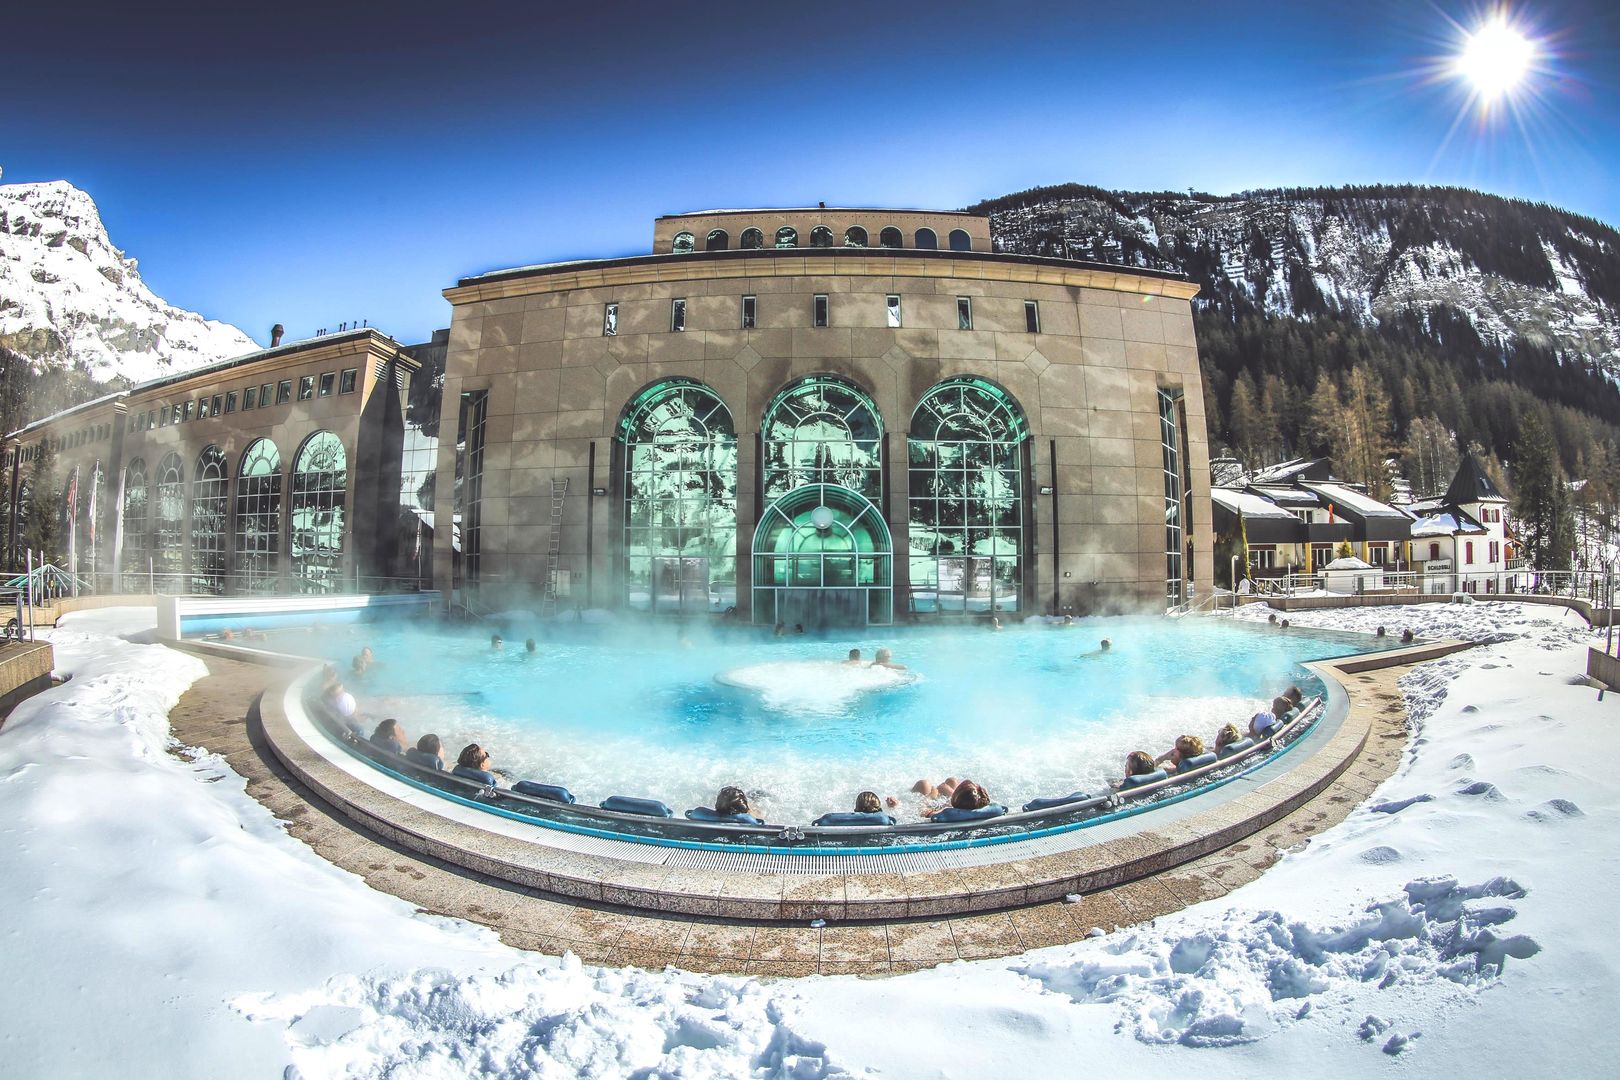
762;375;884;503
914;228;938;249
671;232;695;254
907;377;1029;614
617;379;738;614
809;225;834;248
751;483;892;626
121;459;148;576
191;445;229;594
236;439;281;593
290;432;347;593
153;452;185;586
844;226;868;247
705;229;729;251
879;226;903;248
739;228;764;250
948;229;972;251
775;226;798;249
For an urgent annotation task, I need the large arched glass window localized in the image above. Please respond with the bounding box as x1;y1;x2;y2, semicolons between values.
809;225;834;248
121;459;148;576
844;226;868;247
907;377;1028;614
948;229;972;251
739;228;764;250
153;452;185;585
617;379;738;614
762;375;884;503
671;232;695;254
191;445;229;594
879;226;903;248
290;432;347;593
236;439;281;593
705;229;729;251
774;226;798;249
914;228;938;249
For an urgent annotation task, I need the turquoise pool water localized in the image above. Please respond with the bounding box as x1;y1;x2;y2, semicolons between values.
293;616;1392;825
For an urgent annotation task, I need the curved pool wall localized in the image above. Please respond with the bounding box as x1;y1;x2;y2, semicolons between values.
157;592;440;640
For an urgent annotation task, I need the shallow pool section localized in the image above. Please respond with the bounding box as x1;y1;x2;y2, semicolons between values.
298;616;1395;828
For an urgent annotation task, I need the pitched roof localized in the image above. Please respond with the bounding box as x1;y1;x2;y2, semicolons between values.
1445;452;1505;505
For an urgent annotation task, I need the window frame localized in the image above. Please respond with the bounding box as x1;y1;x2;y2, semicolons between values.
262;382;275;406
317;372;336;396
298;375;315;401
603;302;618;337
813;294;829;328
211;393;222;415
224;391;237;414
1024;300;1041;333
957;296;973;330
741;294;757;329
276;380;293;405
670;297;687;332
885;294;902;328
338;369;357;394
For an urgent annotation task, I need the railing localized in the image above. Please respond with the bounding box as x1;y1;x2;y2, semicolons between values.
33;570;435;600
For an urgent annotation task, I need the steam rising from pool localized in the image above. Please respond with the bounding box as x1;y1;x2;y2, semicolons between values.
301;616;1385;826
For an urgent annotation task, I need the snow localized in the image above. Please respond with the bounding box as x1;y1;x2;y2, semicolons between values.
1302;482;1404;519
0;180;257;383
1211;487;1298;520
2;602;1614;1076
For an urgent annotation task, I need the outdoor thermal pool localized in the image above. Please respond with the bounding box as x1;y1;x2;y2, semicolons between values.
286;616;1397;826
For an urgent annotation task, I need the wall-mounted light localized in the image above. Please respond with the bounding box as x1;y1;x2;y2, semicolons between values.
591;486;607;496
1039;485;1055;495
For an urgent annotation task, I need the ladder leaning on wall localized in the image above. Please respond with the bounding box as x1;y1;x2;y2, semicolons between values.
539;477;568;618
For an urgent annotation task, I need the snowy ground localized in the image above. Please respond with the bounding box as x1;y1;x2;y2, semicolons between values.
0;602;1614;1078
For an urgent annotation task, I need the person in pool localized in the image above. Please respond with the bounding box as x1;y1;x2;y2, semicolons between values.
922;779;990;818
1214;723;1245;753
854;790;900;811
1116;750;1159;788
453;743;499;786
715;785;755;819
844;648;864;665
406;733;445;770
351;646;375;677
491;634;504;650
989;616;1003;631
1248;695;1293;741
369;718;406;754
1156;734;1205;770
525;638;537;654
911;776;959;801
1285;686;1304;707
871;648;906;670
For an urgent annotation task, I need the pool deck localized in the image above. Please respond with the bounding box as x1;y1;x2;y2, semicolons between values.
169;638;1457;973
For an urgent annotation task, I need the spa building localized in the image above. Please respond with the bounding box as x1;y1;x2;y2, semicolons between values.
3;207;1214;624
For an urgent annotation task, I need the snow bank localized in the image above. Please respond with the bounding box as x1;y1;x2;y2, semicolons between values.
3;603;1614;1077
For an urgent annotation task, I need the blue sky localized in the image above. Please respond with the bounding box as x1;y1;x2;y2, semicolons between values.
9;0;1618;346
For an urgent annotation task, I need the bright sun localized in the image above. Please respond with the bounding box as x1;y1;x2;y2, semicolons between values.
1457;18;1535;100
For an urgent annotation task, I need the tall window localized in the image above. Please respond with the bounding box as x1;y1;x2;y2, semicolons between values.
809;225;834;248
290;432;347;593
957;296;973;329
670;298;687;332
603;302;618;336
813;294;828;327
236;439;282;593
154;452;185;584
741;295;757;329
762;375;884;502
191;445;229;594
706;229;729;251
1159;389;1185;606
456;390;488;585
907;378;1028;614
844;226;868;247
618;379;738;614
914;228;938;249
740;228;764;250
879;226;902;248
1024;300;1041;333
121;458;148;576
775;226;798;248
886;294;902;327
671;231;695;254
948;229;972;251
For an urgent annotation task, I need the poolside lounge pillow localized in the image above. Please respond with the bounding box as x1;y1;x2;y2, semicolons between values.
370;735;405;755
1217;737;1255;758
1021;791;1093;813
811;811;897;827
1178;752;1218;772
930;804;1007;824
684;806;763;825
451;765;498;786
1120;769;1169;789
404;748;444;770
601;795;675;818
513;780;575;804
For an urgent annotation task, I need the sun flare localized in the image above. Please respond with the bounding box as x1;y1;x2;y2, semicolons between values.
1456;17;1535;100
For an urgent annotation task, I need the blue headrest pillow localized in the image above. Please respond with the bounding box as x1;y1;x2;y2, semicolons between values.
451;765;498;786
930;804;1007;823
512;780;576;804
1121;769;1169;789
1021;791;1092;813
601;795;674;818
684;806;763;824
811;811;897;827
1178;752;1218;772
1217;737;1255;757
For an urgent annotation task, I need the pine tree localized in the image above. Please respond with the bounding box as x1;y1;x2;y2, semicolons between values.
1339;366;1395;499
1307;375;1343;465
1512;413;1575;571
1227;375;1263;470
1402;417;1459;499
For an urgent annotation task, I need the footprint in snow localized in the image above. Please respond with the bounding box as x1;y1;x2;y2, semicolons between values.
1359;846;1402;864
1460;704;1479;713
1525;799;1584;823
1371;794;1435;814
1448;753;1474;770
1455;780;1503;800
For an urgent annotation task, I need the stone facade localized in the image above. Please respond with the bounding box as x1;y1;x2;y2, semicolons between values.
437;209;1213;619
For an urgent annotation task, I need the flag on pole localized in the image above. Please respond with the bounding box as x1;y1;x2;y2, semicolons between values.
86;462;98;547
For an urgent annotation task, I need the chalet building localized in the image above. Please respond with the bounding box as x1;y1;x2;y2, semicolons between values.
1405;453;1518;590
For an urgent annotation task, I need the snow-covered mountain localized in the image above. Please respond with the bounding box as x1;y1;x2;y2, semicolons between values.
0;179;258;384
974;183;1620;378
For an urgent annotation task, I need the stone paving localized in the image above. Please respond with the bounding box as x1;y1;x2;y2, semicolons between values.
168;655;1413;975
